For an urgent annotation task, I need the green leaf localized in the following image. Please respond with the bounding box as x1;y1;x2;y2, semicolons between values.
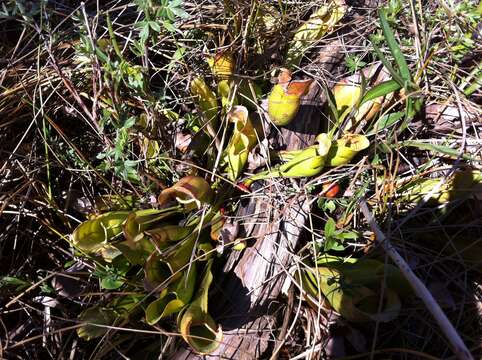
360;79;401;105
145;262;197;325
139;24;149;45
94;47;109;64
400;140;476;161
300;260;404;323
77;306;117;340
130;40;145;57
123;116;136;129
378;8;411;83
170;4;189;19
167;46;186;72
370;41;405;86
165;8;176;21
324;84;340;129
100;275;124;290
163;20;177;32
324;237;345;252
463;64;482;96
96;259;128;290
106;14;122;59
324;217;336;238
177;259;222;354
345;54;367;73
170;0;183;6
367;111;404;135
149;21;161;33
405;96;423;121
0;276;31;291
336;231;359;240
319;199;336;213
71;211;130;254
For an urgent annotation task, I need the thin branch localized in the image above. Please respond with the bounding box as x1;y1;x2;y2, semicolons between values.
359;198;474;360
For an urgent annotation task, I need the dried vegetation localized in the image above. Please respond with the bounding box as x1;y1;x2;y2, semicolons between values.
0;0;481;359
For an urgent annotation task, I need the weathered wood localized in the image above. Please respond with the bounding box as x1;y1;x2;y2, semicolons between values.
173;42;343;360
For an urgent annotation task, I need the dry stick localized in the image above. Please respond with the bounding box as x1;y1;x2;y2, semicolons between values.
359;198;474;360
4;273;57;309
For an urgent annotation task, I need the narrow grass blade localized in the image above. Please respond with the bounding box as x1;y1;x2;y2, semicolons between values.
400;140;476;161
370;40;405;86
378;8;411;83
106;14;123;59
463;62;482;96
323;83;340;136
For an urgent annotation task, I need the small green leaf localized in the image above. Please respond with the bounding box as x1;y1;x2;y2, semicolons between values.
171;5;189;19
163;20;177;32
149;21;161;33
324;217;336;237
360;79;401;105
367;111;404;135
324;237;345;252
139;24;149;44
164;8;176;21
336;231;359;240
96;260;128;290
325;200;336;213
123;116;136;129
168;47;186;72
100;276;124;290
345;54;367;73
319;199;336;213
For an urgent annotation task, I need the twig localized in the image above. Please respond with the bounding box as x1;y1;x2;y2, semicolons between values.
359;198;474;360
270;281;295;360
3;273;56;309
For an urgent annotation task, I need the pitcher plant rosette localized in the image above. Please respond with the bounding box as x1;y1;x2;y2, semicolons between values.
72;176;223;354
